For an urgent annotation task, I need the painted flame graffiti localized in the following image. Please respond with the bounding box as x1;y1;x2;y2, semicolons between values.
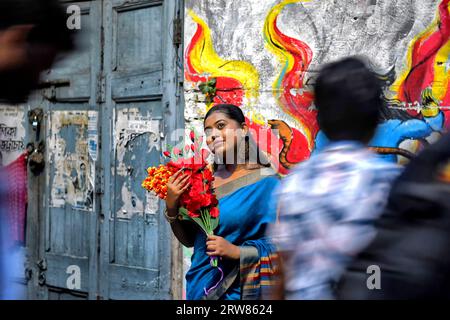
263;0;318;150
391;0;450;120
185;10;260;108
185;10;312;174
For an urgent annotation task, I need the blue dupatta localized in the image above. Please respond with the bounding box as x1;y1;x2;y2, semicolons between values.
185;168;280;300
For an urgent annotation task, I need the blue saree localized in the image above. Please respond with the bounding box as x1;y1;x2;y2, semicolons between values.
185;167;280;300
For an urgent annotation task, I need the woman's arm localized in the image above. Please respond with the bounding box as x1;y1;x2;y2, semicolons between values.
167;207;197;247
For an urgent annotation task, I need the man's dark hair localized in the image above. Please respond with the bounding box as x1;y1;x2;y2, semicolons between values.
0;0;75;51
314;57;383;142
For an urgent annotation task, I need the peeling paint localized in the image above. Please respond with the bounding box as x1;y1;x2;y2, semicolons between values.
115;108;160;168
49;111;94;211
145;192;160;215
114;108;161;219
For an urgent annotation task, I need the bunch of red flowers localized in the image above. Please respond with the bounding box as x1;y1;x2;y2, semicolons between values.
166;148;219;218
142;129;219;225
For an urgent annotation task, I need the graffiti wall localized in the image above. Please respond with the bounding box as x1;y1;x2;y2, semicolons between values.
184;0;450;173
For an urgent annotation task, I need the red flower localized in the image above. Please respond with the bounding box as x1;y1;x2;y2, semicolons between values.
210;207;219;218
190;130;196;142
187;210;200;218
210;195;218;207
167;155;207;172
184;177;208;211
177;169;218;214
143;145;219;238
203;168;214;183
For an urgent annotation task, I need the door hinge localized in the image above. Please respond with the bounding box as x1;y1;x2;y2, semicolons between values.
173;18;182;46
36;258;47;286
36;258;47;271
95;167;104;195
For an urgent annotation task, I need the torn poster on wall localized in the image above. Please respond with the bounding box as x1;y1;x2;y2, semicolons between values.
49;110;96;211
0;106;26;167
88;111;98;162
114;108;161;219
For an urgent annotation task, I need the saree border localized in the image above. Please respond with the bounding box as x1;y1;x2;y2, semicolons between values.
214;167;276;200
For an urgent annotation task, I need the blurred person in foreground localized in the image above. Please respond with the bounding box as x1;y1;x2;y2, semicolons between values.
337;132;450;299
267;57;402;300
0;0;75;299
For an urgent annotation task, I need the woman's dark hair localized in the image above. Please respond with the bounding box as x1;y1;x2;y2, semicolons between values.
314;57;382;142
204;104;271;170
204;104;246;126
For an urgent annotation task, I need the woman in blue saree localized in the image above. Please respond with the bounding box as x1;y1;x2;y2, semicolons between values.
164;104;280;300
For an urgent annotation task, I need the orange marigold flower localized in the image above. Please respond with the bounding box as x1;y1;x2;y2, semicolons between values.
142;164;176;200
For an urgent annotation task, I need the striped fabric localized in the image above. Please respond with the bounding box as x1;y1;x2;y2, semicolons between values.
239;241;279;299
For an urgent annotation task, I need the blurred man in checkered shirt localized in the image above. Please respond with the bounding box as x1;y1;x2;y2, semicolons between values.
268;57;401;300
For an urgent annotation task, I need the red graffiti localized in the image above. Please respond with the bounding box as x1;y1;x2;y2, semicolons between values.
397;0;450;120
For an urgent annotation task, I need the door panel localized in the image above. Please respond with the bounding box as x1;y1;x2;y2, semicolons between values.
99;0;173;300
36;0;102;299
113;3;163;72
44;3;94;102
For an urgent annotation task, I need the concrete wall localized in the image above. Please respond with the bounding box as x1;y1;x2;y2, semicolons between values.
184;0;450;173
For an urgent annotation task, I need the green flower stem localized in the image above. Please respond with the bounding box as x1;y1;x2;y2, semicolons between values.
203;209;211;234
206;210;211;233
201;209;207;234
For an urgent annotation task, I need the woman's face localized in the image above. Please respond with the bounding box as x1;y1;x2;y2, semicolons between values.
204;112;246;162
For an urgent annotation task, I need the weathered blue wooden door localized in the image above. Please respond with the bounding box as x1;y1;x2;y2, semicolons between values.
98;0;181;300
28;0;103;300
27;0;183;300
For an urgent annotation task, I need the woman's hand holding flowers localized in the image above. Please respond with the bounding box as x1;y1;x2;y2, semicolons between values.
206;235;240;260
